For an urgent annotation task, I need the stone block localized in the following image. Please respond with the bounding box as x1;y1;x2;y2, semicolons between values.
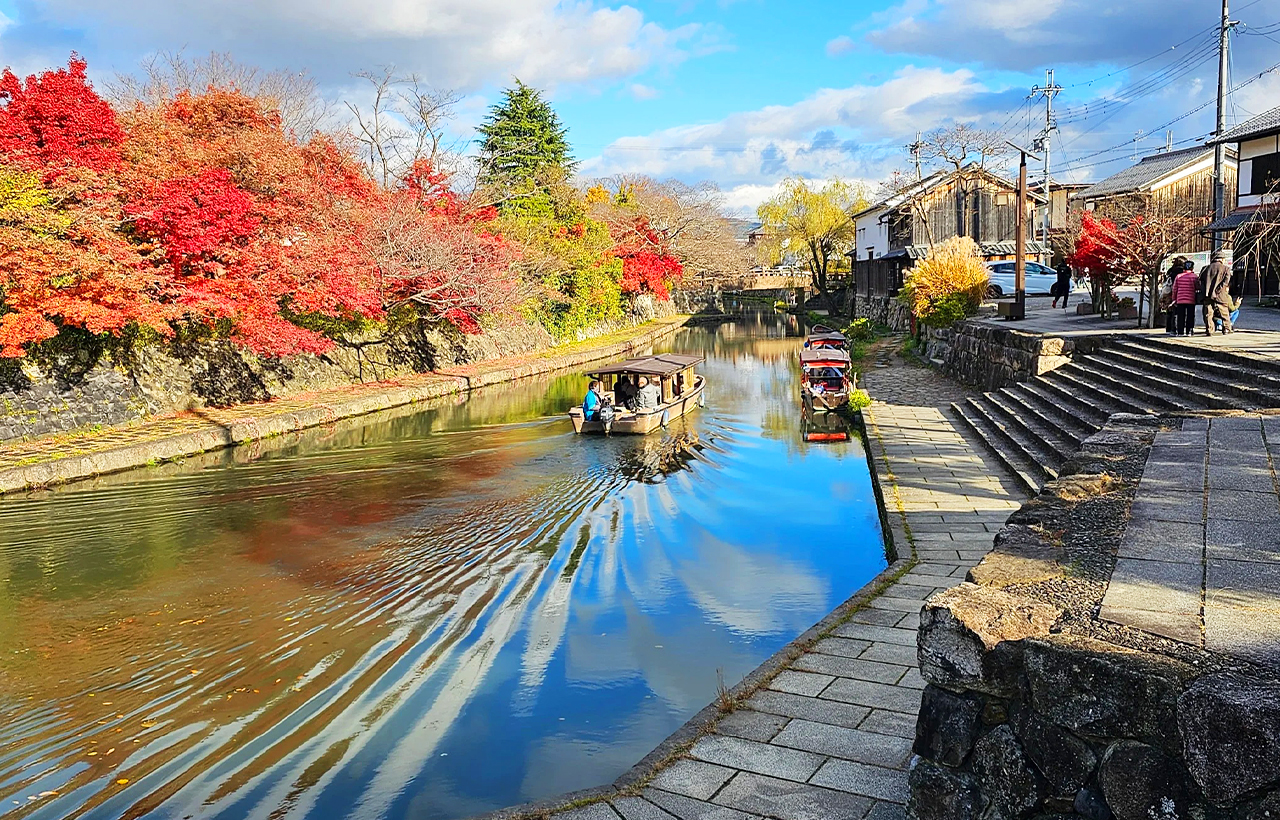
1101;557;1203;616
1011;707;1098;798
793;653;906;684
1209;490;1280;522
1206;558;1280;608
1024;636;1194;752
913;684;983;768
651;759;738;800
1097;740;1196;820
611;796;679;820
714;710;790;743
1178;673;1280;804
918;584;1060;697
1206;518;1280;562
713;772;873;820
822;678;923;715
971;725;1045;820
810;759;909;803
772;719;912;769
642;788;760;820
768;670;835;697
558;803;623;820
745;690;871;729
859;642;919;667
862;709;918;739
1204;604;1280;665
1115;520;1203;564
688;735;825;783
906;759;979;820
833;623;921;646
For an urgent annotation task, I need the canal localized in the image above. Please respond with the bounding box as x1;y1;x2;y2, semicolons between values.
0;316;887;820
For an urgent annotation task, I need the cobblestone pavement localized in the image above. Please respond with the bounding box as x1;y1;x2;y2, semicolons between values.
549;340;1028;820
1101;414;1280;664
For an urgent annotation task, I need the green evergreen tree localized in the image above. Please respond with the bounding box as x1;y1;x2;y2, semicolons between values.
475;80;576;190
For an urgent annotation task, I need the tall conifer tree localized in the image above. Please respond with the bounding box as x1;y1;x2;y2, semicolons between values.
475;80;575;191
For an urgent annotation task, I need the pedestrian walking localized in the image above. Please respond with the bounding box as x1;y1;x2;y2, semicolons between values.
1172;261;1199;336
1052;261;1073;309
1200;251;1234;335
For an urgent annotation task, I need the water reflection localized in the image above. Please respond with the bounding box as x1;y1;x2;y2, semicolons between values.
0;316;886;820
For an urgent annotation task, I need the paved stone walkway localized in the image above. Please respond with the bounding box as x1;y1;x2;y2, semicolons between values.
1101;414;1280;664
551;344;1028;820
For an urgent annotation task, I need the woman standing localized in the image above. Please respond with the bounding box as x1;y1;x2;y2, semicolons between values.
1172;260;1199;336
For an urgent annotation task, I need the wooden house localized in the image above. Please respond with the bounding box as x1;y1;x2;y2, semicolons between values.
1205;105;1280;295
1075;146;1237;254
849;164;1047;299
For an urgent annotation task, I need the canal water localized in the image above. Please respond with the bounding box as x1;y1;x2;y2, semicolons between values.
0;317;887;820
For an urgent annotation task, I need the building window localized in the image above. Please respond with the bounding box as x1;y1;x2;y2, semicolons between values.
1252;153;1280;196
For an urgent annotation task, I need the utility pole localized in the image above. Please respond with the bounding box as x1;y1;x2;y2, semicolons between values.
1031;69;1063;260
1003;141;1042;322
906;132;924;180
1212;0;1235;253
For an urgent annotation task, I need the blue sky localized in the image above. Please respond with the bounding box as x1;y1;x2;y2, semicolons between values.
2;0;1279;213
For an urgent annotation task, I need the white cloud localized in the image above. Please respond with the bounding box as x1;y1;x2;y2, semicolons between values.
581;65;991;189
825;35;855;58
7;0;715;91
629;82;660;100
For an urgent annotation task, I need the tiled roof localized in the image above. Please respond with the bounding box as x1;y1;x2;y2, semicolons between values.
1209;105;1280;145
1077;147;1217;199
881;239;1051;260
851;164;1046;220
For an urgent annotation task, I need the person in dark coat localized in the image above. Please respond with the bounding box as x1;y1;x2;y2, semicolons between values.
1200;252;1234;335
1163;256;1186;334
1051;261;1073;309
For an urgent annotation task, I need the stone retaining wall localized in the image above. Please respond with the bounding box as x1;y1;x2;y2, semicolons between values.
909;414;1280;820
0;300;672;444
924;320;1075;390
0;315;690;493
852;295;913;332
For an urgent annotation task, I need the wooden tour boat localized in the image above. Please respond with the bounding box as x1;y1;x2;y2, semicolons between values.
803;325;849;353
800;348;853;412
568;354;707;435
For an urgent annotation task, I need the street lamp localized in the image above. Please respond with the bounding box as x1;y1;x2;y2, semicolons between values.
1004;141;1042;321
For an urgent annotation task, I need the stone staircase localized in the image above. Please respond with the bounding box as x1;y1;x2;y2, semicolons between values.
952;335;1280;493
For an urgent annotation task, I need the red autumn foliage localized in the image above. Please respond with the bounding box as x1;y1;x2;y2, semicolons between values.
611;216;683;299
0;56;124;177
1067;211;1120;277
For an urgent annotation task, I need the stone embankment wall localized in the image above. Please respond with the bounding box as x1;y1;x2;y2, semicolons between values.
0;299;673;443
909;415;1280;820
924;321;1076;390
851;295;912;332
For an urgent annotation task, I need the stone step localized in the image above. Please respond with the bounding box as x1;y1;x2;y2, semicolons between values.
1041;366;1160;420
1029;376;1115;428
982;390;1076;465
1052;359;1194;415
998;383;1095;448
950;401;1043;495
959;397;1059;485
1110;336;1280;400
1089;347;1272;411
1120;334;1280;386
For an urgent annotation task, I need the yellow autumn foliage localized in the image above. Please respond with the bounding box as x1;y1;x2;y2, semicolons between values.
899;236;989;327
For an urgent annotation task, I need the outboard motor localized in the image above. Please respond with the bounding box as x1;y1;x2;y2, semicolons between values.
598;400;616;435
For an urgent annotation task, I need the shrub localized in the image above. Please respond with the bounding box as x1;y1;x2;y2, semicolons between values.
898;236;988;328
848;389;872;411
844;317;874;341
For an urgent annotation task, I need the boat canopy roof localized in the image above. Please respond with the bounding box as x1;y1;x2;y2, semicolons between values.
590;354;704;377
806;330;847;343
800;349;851;367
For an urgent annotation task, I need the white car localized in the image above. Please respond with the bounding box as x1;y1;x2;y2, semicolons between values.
984;260;1074;298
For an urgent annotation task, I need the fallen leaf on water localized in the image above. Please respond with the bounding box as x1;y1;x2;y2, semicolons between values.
38;791;57;797
140;721;156;728
116;779;129;785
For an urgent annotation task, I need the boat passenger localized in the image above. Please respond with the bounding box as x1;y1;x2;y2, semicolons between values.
616;375;638;410
636;376;661;410
583;380;603;420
